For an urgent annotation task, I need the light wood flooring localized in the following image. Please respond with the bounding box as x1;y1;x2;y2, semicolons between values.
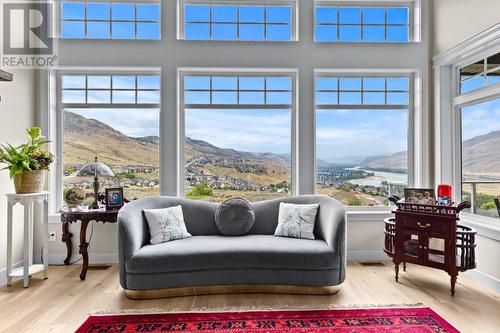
1;261;499;332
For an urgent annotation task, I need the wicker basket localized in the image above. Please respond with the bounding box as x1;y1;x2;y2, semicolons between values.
13;170;47;194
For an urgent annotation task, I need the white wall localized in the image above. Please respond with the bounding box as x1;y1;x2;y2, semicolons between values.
36;0;431;266
433;0;500;55
432;2;500;291
0;70;36;280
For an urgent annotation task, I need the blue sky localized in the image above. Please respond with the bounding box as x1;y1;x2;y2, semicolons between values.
461;98;500;141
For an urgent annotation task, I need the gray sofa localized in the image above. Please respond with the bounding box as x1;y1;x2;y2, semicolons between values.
118;195;346;298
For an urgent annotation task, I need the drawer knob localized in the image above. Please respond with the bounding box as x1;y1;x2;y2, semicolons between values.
417;222;431;228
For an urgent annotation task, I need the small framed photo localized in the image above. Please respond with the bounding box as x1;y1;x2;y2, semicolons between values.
404;188;436;205
105;187;124;210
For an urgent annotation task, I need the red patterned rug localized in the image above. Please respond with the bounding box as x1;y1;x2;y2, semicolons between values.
76;307;459;332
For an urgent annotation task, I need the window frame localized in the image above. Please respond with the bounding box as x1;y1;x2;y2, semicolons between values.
314;0;418;43
177;67;299;198
176;0;299;42
313;69;417;208
53;68;162;211
59;0;162;40
452;51;500;223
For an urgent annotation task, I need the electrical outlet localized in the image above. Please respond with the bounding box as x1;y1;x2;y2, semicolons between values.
49;232;57;242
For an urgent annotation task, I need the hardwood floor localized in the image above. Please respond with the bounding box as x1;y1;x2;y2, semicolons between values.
1;261;499;332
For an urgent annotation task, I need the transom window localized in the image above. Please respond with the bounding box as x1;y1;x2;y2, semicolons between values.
180;70;296;202
315;3;411;43
183;75;292;106
178;0;297;41
315;73;412;206
61;75;160;105
61;1;161;39
459;52;500;94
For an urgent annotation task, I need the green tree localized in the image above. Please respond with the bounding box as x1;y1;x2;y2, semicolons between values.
189;183;213;197
347;196;363;206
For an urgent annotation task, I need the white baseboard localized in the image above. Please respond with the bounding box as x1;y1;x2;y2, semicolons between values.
32;253;119;265
463;269;500;294
0;261;23;286
347;250;388;261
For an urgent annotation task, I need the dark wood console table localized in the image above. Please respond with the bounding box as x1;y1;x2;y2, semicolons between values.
384;197;476;295
60;210;118;280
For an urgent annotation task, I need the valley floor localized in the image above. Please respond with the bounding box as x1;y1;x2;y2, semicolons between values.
0;261;499;332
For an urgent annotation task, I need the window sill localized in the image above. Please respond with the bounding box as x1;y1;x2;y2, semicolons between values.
460;213;500;241
346;208;393;222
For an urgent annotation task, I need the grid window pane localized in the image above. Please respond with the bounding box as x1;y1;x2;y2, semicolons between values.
266;7;291;24
182;1;294;41
315;5;411;43
240;6;264;23
137;91;160;104
340;78;362;91
316;7;337;24
340;92;362;104
387;77;409;91
316;92;338;105
112;3;135;20
87;22;110;39
239;77;265;90
185;91;210;104
212;24;238;40
61;2;161;40
316;78;338;91
266;24;291;41
138;76;161;89
339;25;361;42
363;7;385;24
212;6;237;22
87;90;111;104
87;76;111;89
364;78;385;91
339;7;361;24
387;92;409;105
212;77;238;90
212;92;237;104
112;22;135;39
137;23;160;39
137;3;160;21
364;92;385;104
62;3;85;19
61;21;85;38
87;3;110;20
267;92;291;104
240;24;265;41
63;76;86;89
113;91;136;104
63;90;86;103
239;92;265;104
113;76;135;89
387;7;408;25
266;77;292;91
184;76;210;90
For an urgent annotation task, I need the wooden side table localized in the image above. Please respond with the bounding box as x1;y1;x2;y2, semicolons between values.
6;192;49;288
60;209;118;280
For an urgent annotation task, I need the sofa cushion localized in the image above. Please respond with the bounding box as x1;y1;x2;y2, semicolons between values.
143;206;191;245
215;197;255;236
274;203;319;240
127;235;338;274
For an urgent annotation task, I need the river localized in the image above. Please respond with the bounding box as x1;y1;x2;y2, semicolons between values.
346;167;407;187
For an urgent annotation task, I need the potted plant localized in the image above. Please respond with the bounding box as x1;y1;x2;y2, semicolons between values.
0;127;54;194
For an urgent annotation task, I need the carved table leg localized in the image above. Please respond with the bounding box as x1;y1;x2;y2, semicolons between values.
403;262;406;272
61;223;73;265
394;262;400;282
79;219;90;280
450;273;458;296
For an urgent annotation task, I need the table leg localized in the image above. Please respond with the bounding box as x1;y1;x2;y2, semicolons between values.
394;262;400;282
6;204;13;286
23;204;30;288
43;200;49;279
450;273;458;296
61;223;73;265
79;220;90;280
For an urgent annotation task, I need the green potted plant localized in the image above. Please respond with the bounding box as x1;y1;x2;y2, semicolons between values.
0;127;54;194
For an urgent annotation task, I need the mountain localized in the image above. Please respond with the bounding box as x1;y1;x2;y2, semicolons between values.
462;130;500;176
362;151;407;172
63;111;291;183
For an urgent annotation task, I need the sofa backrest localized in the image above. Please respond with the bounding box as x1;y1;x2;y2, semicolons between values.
121;195;344;241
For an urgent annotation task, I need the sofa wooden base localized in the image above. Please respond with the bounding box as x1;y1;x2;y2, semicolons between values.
124;284;342;299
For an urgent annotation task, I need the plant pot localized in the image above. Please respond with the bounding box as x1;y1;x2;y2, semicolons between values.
13;170;47;194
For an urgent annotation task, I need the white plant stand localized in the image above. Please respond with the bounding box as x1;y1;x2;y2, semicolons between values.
6;192;49;288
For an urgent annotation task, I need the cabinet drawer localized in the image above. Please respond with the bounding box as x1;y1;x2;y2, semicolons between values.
399;218;450;234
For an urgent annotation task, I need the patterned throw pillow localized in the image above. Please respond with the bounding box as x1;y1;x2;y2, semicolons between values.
143;206;192;245
274;203;319;240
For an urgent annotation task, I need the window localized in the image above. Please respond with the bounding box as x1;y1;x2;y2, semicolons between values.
315;2;411;43
178;0;297;41
315;73;412;206
180;70;296;202
61;1;161;39
460;98;500;219
59;73;161;205
459;52;500;94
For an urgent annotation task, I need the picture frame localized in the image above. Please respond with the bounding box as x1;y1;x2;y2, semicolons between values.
105;187;124;210
404;188;436;205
